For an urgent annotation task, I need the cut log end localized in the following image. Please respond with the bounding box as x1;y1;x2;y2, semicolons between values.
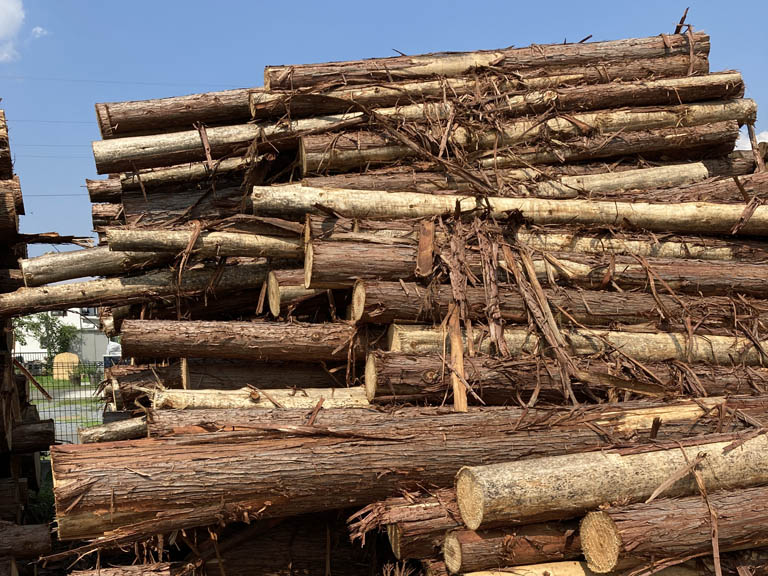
267;271;281;317
455;467;484;530
350;280;366;323
580;511;621;574
364;353;377;402
442;531;463;574
303;240;314;289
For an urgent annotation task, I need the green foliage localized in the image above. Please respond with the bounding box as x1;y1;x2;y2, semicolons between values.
15;313;78;360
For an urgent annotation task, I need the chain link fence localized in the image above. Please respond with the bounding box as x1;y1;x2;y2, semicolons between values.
15;352;105;444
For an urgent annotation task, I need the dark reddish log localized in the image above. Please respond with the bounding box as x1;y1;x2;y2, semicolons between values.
581;485;768;573
265;33;710;89
120;320;359;362
0;521;51;558
121;186;245;228
95;87;261;139
0;479;24;522
50;396;768;541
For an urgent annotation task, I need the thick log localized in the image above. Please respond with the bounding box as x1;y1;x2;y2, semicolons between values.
93;102;449;173
105;229;302;259
95;87;261;139
79;417;147;443
0;261;267;318
11;419;54;453
444;523;581;573
462;561;700;576
364;352;768;404
581;486;768;572
352;280;768;333
92;202;124;229
120;319;359;362
264;33;709;89
0;521;51;558
388;324;768;366
455;433;768;530
19;245;172;286
0;111;11;180
267;269;325;317
151;386;368;409
86;177;122;203
261;183;768;236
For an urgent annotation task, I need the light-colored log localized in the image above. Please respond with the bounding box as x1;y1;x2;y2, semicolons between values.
455;433;768;530
78;417;148;444
151;386;368;410
267;269;325;317
71;564;175;576
460;561;699;576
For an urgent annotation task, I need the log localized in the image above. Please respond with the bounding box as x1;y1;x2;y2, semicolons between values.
0;187;18;240
120;319;359;362
0;478;23;522
95;87;261;139
264;32;710;89
19;245;172;286
260;184;768;236
364;352;768;404
11;419;54;453
86;177;122;203
93;102;450;173
0;176;22;216
120;185;244;228
444;523;581;573
0;521;51;558
150;386;368;410
461;561;699;576
455;433;768;530
53;396;768;540
387;324;768;366
71;565;176;576
78;417;147;443
267;269;326;317
580;485;768;572
0;111;11;180
423;560;449;576
105;229;302;259
0;269;22;293
0;261;268;318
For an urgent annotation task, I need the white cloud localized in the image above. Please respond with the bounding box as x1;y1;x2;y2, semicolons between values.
30;25;47;39
0;0;25;62
735;128;768;151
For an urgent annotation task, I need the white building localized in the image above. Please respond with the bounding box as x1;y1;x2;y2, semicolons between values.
15;308;110;363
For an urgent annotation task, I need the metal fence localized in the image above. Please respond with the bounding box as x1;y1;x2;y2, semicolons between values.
15;352;105;445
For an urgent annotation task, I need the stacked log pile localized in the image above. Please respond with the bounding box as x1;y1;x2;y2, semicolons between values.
0;109;54;575
2;26;768;575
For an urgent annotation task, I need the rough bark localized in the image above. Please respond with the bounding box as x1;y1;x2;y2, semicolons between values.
105;229;302;259
0;478;23;522
461;561;700;576
0;521;51;559
150;386;368;410
11;419;54;453
264;33;710;89
267;269;326;316
0;111;11;180
444;523;581;573
388;324;768;366
0;261;267;318
455;433;768;530
95;87;261;139
120;319;359;362
19;245;172;286
91;202;124;229
0;187;18;240
581;485;768;572
79;417;148;443
121;186;245;229
0;176;22;216
52;396;768;540
86;177;122;203
71;565;176;576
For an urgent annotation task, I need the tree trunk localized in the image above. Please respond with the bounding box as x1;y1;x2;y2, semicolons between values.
0;176;22;216
52;396;768;541
150;386;368;410
19;245;172;286
364;352;768;404
0;187;18;240
120;319;360;362
580;485;768;573
11;419;54;453
95;87;261;139
71;564;175;576
105;229;302;259
93;102;449;173
260;181;768;236
267;269;326;317
264;32;709;89
460;561;700;576
351;280;768;333
78;417;147;444
455;433;768;530
86;177;122;203
0;261;268;318
444;523;581;573
387;324;768;366
0;521;51;559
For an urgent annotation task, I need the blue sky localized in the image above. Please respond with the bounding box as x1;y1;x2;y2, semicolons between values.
1;0;766;257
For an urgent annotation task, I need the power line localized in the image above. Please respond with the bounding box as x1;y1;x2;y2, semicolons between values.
0;74;242;88
7;119;93;124
24;194;90;197
14;154;92;159
13;144;91;148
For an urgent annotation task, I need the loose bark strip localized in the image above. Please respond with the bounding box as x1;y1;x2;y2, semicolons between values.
52;396;764;540
95;87;261;138
19;245;173;286
0;521;52;558
264;33;709;89
0;261;267;318
581;485;768;572
388;324;768;366
256;184;768;236
120;319;359;362
105;228;302;259
455;433;768;530
78;417;148;444
151;386;368;410
267;269;325;316
444;522;581;573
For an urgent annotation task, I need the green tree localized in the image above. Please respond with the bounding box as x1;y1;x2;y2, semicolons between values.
13;313;78;361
